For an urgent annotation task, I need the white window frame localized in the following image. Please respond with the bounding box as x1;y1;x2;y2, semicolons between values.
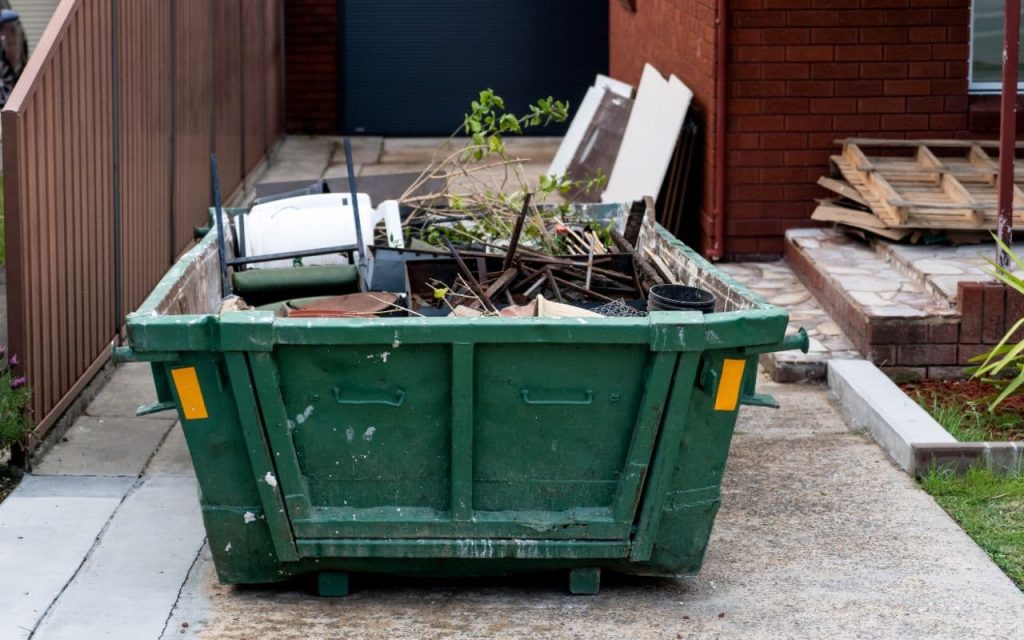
969;0;1024;93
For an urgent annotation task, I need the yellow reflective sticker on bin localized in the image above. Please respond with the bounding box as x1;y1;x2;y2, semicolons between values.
171;367;208;420
714;359;746;412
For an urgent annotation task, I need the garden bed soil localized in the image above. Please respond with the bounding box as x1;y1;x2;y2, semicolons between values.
0;466;19;504
901;379;1024;442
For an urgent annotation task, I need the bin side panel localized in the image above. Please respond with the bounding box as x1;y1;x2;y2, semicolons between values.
164;355;264;509
630;352;758;576
473;344;650;512
273;344;453;511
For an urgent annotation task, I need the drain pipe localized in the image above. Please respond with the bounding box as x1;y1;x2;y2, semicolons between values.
707;0;728;260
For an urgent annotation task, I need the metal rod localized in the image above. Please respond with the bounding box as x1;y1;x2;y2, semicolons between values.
210;154;232;296
998;0;1021;267
442;236;498;313
227;244;359;266
503;193;531;272
343;138;368;290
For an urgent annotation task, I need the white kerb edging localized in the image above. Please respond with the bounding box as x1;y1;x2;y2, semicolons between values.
827;359;955;473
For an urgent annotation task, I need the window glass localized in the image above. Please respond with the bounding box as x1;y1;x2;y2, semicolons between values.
972;0;1024;87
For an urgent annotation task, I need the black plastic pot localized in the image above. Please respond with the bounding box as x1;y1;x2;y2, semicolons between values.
647;284;716;313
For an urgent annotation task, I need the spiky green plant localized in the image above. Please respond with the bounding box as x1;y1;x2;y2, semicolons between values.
970;235;1024;408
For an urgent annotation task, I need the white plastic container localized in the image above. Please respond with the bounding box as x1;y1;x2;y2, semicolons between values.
241;194;404;269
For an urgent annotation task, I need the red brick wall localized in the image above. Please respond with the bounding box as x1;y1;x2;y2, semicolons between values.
725;0;972;257
609;0;719;253
285;0;338;134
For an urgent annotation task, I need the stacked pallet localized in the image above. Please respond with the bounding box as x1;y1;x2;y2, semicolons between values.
812;138;1024;243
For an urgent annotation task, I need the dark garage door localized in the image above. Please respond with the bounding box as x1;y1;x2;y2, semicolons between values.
340;0;609;136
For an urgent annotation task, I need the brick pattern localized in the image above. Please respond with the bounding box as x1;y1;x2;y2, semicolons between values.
609;0;718;252
285;0;338;134
786;239;1024;378
725;0;972;257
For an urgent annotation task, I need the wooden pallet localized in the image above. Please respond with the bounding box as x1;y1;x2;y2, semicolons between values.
827;139;1024;230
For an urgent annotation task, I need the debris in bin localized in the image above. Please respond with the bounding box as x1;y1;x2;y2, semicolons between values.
283;292;403;318
207;89;696;318
592;299;647;317
451;295;601;319
219;295;252;314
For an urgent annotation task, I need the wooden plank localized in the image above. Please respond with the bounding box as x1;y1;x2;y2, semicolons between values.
838;144;907;224
938;173;984;224
838;137;1023;149
816;176;869;207
811;203;888;229
834;223;913;242
914;145;943;185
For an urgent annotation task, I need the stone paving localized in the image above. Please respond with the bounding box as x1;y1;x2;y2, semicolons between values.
877;241;997;303
719;260;860;381
787;228;958;318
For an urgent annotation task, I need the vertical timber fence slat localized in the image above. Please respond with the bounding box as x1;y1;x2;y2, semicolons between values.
2;0;284;452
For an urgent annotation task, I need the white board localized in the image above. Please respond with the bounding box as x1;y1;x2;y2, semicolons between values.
601;65;692;204
595;73;634;99
547;75;635;177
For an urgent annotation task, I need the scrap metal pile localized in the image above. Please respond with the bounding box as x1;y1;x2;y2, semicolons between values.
813;138;1024;243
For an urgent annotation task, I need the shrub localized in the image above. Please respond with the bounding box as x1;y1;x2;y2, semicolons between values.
0;346;29;454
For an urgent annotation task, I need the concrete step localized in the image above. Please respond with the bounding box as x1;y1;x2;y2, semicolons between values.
784;228;965;379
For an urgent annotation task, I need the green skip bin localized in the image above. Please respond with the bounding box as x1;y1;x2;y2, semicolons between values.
115;206;806;596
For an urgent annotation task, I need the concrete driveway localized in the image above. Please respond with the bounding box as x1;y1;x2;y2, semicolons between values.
152;376;1022;640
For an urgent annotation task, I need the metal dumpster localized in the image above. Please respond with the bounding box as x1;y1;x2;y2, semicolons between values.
116;206;805;595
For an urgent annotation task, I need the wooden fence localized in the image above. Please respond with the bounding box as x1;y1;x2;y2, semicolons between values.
2;0;284;450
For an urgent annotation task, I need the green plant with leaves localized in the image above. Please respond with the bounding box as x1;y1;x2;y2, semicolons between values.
399;90;608;256
970;235;1024;408
0;346;28;455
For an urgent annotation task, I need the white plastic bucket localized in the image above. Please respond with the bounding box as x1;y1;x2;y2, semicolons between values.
241;194;404;269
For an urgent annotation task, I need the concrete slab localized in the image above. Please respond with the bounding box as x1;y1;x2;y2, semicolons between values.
84;362;171;421
320;162;362;180
34;416;174;477
325;136;384;165
0;475;135;640
258;160;328;185
158;545;212;640
357;162;431;178
172;384;1024;640
379;137;560;165
33;476;206;640
828;359;955;473
145;424;195;477
270;136;337;161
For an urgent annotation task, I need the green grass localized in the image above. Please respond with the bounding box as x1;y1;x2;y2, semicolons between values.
921;398;1024;442
921;467;1024;590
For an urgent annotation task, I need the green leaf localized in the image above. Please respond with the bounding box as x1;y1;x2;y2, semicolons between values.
990;372;1024;411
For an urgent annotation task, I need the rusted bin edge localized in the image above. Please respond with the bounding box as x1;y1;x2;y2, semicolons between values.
117;213;800;588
